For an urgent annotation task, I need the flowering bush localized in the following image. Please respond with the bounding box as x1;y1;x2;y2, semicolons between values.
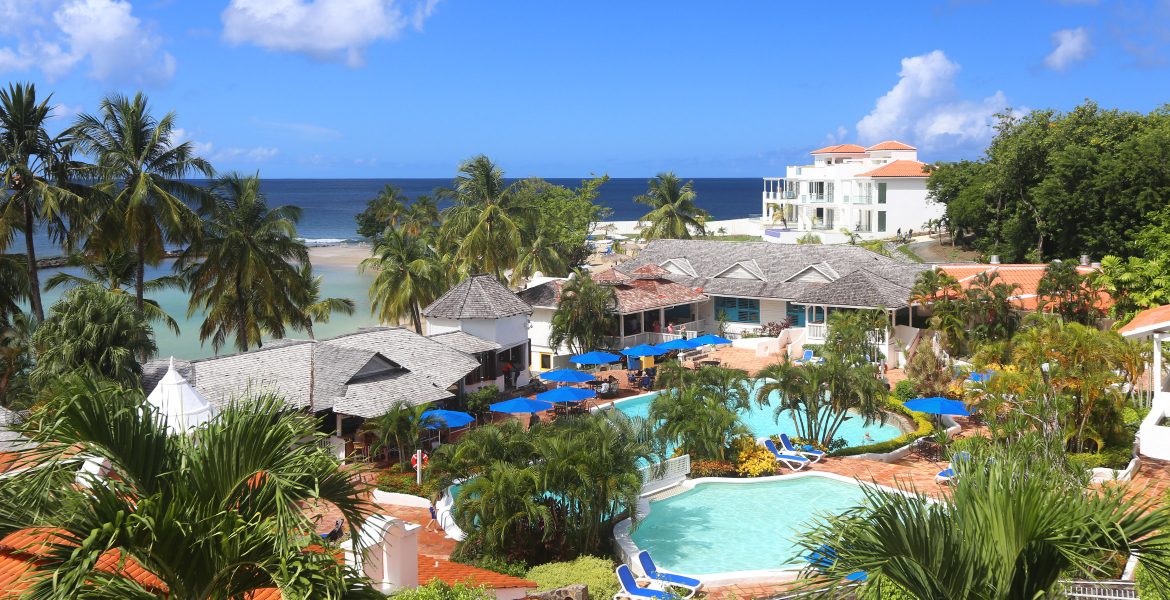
690;459;735;478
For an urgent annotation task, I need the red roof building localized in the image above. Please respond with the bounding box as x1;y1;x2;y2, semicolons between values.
934;263;1112;312
855;160;932;178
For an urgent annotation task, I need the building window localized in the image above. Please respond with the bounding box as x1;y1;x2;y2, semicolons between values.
878;211;887;233
713;296;760;324
877;182;887;204
540;353;551;370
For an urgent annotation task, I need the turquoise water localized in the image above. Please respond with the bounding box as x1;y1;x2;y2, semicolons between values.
615;387;904;448
37;259;380;360
631;477;868;574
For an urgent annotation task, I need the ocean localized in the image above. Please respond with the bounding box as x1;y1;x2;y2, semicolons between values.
22;178;763;360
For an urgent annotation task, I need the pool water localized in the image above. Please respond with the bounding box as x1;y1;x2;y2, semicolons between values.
614;387;904;448
630;477;868;574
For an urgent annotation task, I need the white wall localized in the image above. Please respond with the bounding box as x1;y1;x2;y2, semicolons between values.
880;178;942;235
760;299;788;325
528;307;555;352
424;318;461;336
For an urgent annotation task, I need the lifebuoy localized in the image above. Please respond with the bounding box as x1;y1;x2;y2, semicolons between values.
411;452;429;468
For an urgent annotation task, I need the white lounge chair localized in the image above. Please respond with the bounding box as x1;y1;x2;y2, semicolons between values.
762;439;810;471
779;433;825;463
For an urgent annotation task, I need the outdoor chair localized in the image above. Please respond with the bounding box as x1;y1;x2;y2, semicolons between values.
614;564;695;600
635;551;703;593
761;439;810;471
779;433;825;463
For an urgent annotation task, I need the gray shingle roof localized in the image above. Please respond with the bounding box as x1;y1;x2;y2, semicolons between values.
139;327;483;420
793;268;915;308
423;274;533;319
428;330;502;354
621;239;925;306
517;280;561;309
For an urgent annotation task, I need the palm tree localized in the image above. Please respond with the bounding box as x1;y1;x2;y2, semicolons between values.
402;195;440;236
634;173;710;240
0;375;378;598
44;250;183;335
71;92;213;312
650;384;749;461
355;184;408;240
289;263;355;339
796;446;1170;599
548;270;617;355
0;253;28;321
365;400;441;468
180;173;308;353
0;83;83;321
755;356;888;449
439;155;524;280
361;228;447;333
0;311;33;409
30;285;156;387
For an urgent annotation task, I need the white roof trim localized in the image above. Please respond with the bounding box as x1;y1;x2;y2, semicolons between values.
659;258;698;278
783;263;837;283
712;260;766;281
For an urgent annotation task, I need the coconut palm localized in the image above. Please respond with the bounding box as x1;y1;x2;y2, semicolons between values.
548;270;617;355
439;155;524;280
634;173;710;239
71;92;213;312
365;400;441;468
0;83;84;321
44;250;183;335
0;374;379;599
0;311;34;409
650;384;750;461
755;355;888;449
180;173;308;353
355;184;408;240
909;269;961;307
289;263;355;339
30;285;156;387
796;446;1170;599
361;228;447;333
402;195;440;236
0;253;29;321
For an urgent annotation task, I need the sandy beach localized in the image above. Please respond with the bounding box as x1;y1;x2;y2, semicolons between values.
308;243;374;269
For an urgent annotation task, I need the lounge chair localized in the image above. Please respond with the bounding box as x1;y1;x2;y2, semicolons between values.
636;551;703;593
794;349;825;365
935;451;971;485
806;544;867;583
761;439;810;471
614;564;695;600
779;433;825;463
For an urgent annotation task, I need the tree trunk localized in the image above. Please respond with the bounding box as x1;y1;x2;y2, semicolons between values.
23;201;43;322
411;304;423;334
135;239;146;312
306;320;316;340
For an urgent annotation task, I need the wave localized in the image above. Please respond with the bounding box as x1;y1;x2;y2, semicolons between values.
299;237;364;246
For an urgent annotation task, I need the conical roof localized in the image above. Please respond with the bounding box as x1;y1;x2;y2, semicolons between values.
146;357;217;434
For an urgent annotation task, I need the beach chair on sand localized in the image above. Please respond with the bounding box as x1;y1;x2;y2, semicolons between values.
636;551;703;593
614;564;695;600
761;438;810;471
779;433;825;463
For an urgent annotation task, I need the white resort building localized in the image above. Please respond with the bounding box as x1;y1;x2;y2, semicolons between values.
761;141;942;242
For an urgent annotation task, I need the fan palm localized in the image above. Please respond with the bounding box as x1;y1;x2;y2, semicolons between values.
634;173;710;240
361;228;447;333
439;155;524;280
289;263;355;339
30;285;156;387
71;92;213;312
796;446;1170;599
0;83;85;321
44;250;183;335
548;270;617;355
0;374;379;599
180;173;308;353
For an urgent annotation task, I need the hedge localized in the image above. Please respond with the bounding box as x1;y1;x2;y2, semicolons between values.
392;580;494;600
527;556;619;600
832;398;934;458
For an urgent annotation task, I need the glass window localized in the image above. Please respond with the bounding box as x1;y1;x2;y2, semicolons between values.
878;211;887;233
878;182;887;204
540;353;551;370
713;297;761;324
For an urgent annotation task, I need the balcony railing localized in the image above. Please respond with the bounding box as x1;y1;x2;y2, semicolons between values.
843;194;872;204
609;322;703;350
806;322;827;342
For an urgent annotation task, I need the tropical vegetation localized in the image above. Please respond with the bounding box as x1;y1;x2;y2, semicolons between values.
634;172;709;239
548;270;617;355
649;364;752;461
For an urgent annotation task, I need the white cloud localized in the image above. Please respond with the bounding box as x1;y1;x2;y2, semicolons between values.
0;0;174;83
221;0;439;67
822;125;848;145
1044;27;1092;71
172;128;277;163
856;50;1010;154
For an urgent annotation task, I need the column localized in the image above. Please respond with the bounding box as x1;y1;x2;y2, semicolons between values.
1155;332;1164;400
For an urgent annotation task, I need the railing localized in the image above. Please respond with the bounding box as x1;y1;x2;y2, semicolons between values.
843;194;872;204
810;220;836;230
640;454;691;493
610;327;701;349
1060;580;1136;599
806;322;827;341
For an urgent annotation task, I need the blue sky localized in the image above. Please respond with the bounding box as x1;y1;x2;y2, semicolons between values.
2;0;1169;177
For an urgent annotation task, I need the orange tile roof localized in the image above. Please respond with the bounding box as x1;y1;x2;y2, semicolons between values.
935;263;1111;312
855;159;932;178
810;143;867;154
419;557;537;589
865;140;916;151
1118;305;1170;337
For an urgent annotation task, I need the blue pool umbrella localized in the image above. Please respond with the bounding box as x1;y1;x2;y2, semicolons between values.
537;387;596;403
490;397;555;414
539;368;595;383
622;344;667;357
690;334;733;346
968;370;994;383
570;351;621;365
903;397;971;416
656;338;700;351
421;409;475;429
571;351;620;365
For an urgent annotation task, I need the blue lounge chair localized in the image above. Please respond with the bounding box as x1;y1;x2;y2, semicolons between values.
794;349;824;365
762;439;810;471
936;451;971;485
779;433;825;463
614;564;695;600
636;551;703;592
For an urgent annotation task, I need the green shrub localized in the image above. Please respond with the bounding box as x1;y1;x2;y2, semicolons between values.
452;554;530;578
892;379;916;402
833;397;933;458
690;459;735;478
374;466;441;499
464;386;499;418
393;580;494;600
1067;445;1134;472
527;556;618;600
949;435;991;456
874;580;918;600
1135;563;1170;598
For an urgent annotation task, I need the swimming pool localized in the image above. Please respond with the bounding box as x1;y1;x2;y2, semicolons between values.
613;386;905;448
627;475;870;576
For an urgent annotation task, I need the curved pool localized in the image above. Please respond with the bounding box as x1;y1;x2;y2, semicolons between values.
613;387;905;448
627;475;869;576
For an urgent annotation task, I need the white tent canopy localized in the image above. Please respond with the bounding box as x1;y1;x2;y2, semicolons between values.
147;357;217;434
